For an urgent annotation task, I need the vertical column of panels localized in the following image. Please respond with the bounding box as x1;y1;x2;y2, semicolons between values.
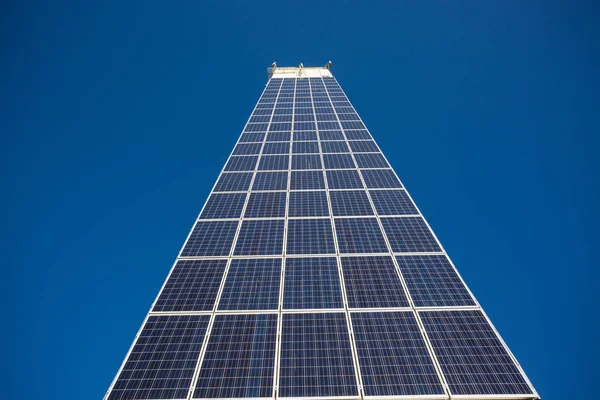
107;75;536;400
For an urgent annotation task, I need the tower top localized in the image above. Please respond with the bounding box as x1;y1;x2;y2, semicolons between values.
268;61;333;79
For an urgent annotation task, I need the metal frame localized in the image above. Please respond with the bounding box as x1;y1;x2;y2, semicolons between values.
104;69;540;400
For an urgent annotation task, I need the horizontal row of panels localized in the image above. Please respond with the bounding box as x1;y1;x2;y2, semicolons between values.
154;255;475;312
225;154;390;170
239;130;373;142
213;169;402;191
201;190;417;219
108;310;533;400
233;140;381;154
181;216;439;257
242;120;367;132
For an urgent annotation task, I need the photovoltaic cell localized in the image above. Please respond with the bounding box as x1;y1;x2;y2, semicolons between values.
319;130;345;140
420;310;533;395
290;170;325;190
239;132;266;143
234;219;284;255
323;153;356;169
199;193;247;219
233;143;262;155
380;217;442;253
326;169;363;189
351;312;445;396
348;140;379;153
194;314;277;399
321;141;350;153
293;131;317;141
218;258;281;310
225;156;258;172
287;218;336;255
108;315;210;400
341;256;409;308
361;169;402;188
354;153;389;169
244;192;286;218
213;172;253;192
329;190;374;216
292;141;319;154
334;218;389;254
266;131;291;142
397;255;476;307
369;190;418;215
283;257;343;309
181;220;238;257
344;130;371;140
279;313;358;398
291;154;322;170
288;191;329;217
258;155;289;171
262;142;290;155
252;171;288;191
153;259;227;312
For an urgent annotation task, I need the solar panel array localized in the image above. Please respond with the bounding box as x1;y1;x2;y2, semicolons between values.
105;71;539;400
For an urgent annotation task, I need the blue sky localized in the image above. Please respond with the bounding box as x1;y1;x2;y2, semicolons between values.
2;1;598;398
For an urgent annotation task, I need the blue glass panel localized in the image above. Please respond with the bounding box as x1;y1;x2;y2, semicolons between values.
279;313;358;397
283;257;343;309
420;310;533;395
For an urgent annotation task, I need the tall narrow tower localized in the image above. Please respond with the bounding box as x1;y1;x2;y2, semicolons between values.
105;64;539;400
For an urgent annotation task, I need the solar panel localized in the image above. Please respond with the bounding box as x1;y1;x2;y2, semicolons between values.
108;315;210;400
341;256;410;308
354;153;390;169
380;217;442;253
319;130;345;140
361;169;402;188
321;141;350;153
286;218;336;255
245;192;286;218
233;143;262;155
262;142;290;155
153;259;227;312
292;141;319;154
279;313;358;398
326;169;363;189
266;131;291;142
329;190;374;216
288;191;329;217
234;219;284;255
181;220;238;257
213;172;253;192
218;258;281;310
199;193;247;219
351;311;445;396
108;73;537;400
293;131;318;141
344;130;371;140
225;156;258;171
323;153;356;169
258;155;289;171
397;255;476;307
283;257;343;309
420;310;533;395
252;171;288;191
194;314;277;399
348;140;380;153
369;190;418;215
290;170;325;190
334;218;389;254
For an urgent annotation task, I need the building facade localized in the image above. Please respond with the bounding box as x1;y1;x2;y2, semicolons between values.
105;64;539;400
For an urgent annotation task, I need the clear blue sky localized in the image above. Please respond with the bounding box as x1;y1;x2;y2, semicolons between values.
2;1;598;398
